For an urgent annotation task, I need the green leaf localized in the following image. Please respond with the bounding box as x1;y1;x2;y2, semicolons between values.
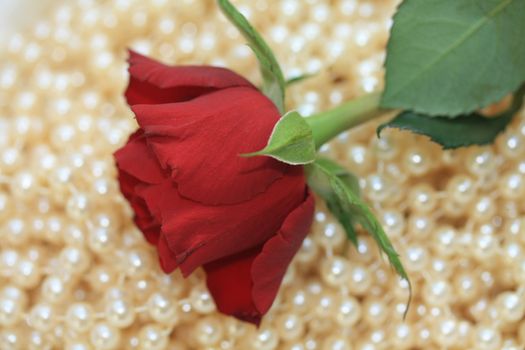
217;0;286;113
378;84;525;149
242;111;316;165
285;73;315;87
382;0;525;116
307;158;360;246
306;159;410;286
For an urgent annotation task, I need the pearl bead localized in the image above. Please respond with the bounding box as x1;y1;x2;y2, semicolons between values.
190;285;215;314
59;246;90;275
362;298;387;326
66;303;95;332
466;148;494;175
194;317;223;346
0;296;23;327
320;256;350;287
105;297;135;328
27;303;56;331
500;172;525;199
403;148;431;175
365;173;394;202
472;325;501;350
335;296;361;326
496;292;525;323
90;322;121;350
380;211;405;238
314;222;345;250
322;336;351;350
408;184;437;213
252;328;278;350
453;273;480;302
147;292;178;325
422;279;451;305
346;145;373;174
447;174;476;204
12;259;41;288
42;275;68;303
276;313;304;341
347;264;372;295
497;132;524;159
138;325;168;350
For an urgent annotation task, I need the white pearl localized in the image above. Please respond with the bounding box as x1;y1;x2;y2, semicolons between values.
90;322;120;350
66;303;94;332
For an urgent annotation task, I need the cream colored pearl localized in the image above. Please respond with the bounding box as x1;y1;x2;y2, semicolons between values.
147;292;179;325
495;292;525;323
252;328;279;350
322;336;351;350
58;246;90;275
335;296;361;327
0;296;23;327
194;317;223;346
472;325;501;350
42;275;68;303
138;324;168;350
27;303;56;332
320;256;350;287
105;297;135;328
408;184;437;213
66;303;95;332
90;322;121;350
276;313;304;341
190;285;215;314
12;259;41;288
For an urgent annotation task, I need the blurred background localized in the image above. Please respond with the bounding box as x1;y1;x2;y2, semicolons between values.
0;0;59;43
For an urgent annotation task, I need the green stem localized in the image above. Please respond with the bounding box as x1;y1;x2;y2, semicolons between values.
306;92;385;148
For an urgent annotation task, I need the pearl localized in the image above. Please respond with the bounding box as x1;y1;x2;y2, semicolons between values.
403;148;431;175
276;313;304;341
194;317;223;346
347;264;372;295
408;184;437;213
12;259;41;288
496;292;525;323
42;275;68;303
252;328;278;350
314;222;345;250
189;285;215;314
335;296;361;327
105;297;135;328
322;336;351;350
138;325;168;350
320;256;350;286
90;322;121;350
365;173;394;202
58;246;90;274
0;296;23;327
473;325;501;350
147;292;178;325
380;210;405;238
66;303;95;332
27;303;56;332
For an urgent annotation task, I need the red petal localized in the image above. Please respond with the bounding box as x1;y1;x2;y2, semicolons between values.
114;130;165;185
204;193;315;324
161;167;307;276
125;50;254;105
158;235;178;273
116;170;161;245
132;86;288;205
251;192;315;314
204;247;262;325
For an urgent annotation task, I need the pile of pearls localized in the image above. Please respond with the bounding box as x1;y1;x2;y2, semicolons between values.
1;0;525;349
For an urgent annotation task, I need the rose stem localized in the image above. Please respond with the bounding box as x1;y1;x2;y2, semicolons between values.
305;91;385;149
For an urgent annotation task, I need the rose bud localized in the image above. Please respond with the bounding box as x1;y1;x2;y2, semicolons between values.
114;51;314;325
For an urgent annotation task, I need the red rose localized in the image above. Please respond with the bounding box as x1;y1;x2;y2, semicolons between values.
114;51;315;325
